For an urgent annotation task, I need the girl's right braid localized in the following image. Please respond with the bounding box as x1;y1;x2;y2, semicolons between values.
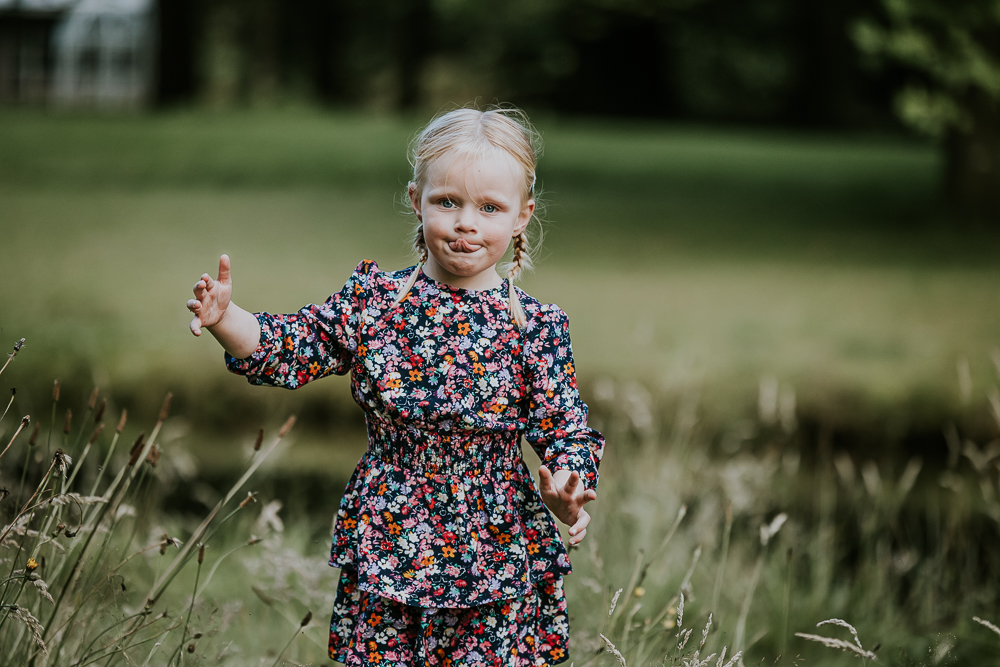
394;225;429;304
507;232;528;328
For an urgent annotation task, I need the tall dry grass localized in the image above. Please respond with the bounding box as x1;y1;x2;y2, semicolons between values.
0;337;308;666
4;334;1000;666
567;374;1000;666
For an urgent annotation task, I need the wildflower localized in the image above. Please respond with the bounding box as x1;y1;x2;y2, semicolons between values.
633;586;645;598
26;558;38;571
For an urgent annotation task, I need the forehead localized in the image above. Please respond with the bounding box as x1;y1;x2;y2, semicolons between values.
423;148;524;196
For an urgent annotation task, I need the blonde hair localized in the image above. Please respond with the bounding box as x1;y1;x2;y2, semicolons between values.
394;105;542;328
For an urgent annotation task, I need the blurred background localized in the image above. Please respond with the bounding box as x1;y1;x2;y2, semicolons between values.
2;0;1000;664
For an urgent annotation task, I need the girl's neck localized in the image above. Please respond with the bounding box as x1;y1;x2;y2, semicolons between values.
422;257;505;291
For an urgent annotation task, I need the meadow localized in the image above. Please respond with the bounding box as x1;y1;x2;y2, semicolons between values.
1;108;1000;665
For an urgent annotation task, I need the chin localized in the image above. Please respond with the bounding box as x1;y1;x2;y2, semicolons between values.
443;261;483;277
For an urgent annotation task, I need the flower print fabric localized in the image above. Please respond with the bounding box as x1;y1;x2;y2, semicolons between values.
226;259;604;610
329;565;570;666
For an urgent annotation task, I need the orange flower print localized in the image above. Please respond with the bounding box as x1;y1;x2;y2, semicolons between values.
229;259;596;659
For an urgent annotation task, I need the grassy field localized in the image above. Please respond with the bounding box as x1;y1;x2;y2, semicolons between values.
3;108;1000;442
3;108;1000;665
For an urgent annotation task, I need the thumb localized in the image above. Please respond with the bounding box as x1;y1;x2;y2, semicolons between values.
218;254;232;284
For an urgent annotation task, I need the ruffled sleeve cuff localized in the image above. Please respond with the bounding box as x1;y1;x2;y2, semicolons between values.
223;313;284;385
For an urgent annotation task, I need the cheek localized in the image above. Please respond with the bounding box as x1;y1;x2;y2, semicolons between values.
421;215;450;244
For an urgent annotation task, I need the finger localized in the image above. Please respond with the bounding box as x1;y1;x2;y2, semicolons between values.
218;254;232;284
564;471;580;498
186;299;201;313
568;527;587;546
201;272;215;290
569;510;591;536
193;280;208;298
583;489;597;504
190;316;202;337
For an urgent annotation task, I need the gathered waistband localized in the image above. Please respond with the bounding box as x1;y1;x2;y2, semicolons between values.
365;417;522;476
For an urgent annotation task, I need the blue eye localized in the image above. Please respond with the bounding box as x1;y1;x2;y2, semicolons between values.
441;199;455;208
483;204;497;213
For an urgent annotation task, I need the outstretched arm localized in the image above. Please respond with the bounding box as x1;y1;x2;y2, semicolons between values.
187;254;261;360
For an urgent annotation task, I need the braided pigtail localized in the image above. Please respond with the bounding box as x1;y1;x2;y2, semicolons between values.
394;224;430;304
507;231;530;328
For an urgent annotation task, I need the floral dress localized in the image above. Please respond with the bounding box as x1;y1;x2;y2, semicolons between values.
226;260;605;666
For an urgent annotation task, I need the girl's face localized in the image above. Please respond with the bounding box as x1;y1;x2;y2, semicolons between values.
410;149;534;291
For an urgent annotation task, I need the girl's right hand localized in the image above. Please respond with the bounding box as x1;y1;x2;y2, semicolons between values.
187;254;233;336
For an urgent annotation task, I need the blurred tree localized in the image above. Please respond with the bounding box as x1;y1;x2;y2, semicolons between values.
853;0;1000;217
152;0;903;137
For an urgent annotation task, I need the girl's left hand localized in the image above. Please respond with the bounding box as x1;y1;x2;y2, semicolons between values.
538;465;597;546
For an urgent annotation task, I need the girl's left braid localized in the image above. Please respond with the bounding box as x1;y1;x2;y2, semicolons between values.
507;232;528;328
394;225;429;304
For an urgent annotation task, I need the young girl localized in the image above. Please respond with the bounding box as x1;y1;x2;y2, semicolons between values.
186;107;604;666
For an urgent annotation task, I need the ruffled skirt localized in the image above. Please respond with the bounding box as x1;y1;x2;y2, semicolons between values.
328;565;571;667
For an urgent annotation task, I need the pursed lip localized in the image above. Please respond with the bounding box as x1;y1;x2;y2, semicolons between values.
449;238;482;253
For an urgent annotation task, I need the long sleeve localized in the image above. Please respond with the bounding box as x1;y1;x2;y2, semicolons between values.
225;259;376;389
522;304;604;490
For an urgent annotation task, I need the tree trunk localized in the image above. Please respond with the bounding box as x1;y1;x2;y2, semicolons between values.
944;92;1000;221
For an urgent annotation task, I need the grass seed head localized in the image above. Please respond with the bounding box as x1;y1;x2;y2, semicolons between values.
300;610;313;627
278;415;297;437
116;408;128;433
128;432;146;465
158;392;173;422
254;427;264;451
63;409;72;434
52;379;59;401
53;449;72;476
609;588;623;616
89;423;105;444
94;398;107;422
88;387;98;410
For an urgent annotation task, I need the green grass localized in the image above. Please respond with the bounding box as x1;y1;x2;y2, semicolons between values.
2;107;1000;437
3;109;1000;664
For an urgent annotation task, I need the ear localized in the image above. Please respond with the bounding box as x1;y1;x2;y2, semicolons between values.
408;182;422;220
513;198;535;236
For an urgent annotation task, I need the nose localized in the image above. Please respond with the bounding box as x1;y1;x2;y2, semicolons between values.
454;205;478;234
